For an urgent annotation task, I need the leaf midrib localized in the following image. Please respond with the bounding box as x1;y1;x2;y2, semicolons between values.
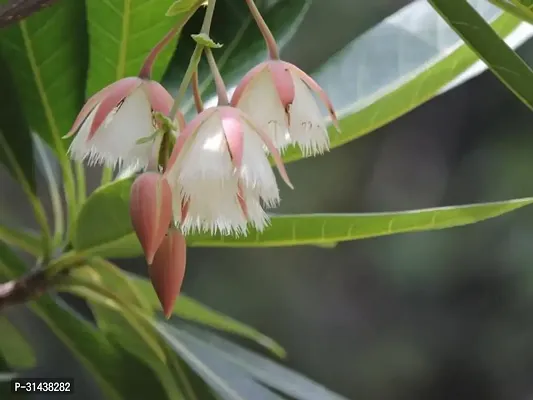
117;0;131;79
19;21;65;152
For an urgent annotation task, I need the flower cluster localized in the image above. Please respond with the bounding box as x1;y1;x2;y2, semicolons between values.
66;0;339;316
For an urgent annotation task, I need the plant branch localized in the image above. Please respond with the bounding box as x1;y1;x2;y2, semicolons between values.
0;267;65;310
0;0;59;28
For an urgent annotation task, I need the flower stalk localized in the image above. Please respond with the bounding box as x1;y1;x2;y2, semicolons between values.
244;0;279;59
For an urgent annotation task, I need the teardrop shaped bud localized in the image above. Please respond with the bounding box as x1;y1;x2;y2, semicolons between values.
130;172;172;264
149;229;187;318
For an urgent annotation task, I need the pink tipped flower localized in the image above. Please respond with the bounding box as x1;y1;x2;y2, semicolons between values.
164;106;293;235
130;172;173;264
149;229;187;319
231;60;340;156
67;77;179;169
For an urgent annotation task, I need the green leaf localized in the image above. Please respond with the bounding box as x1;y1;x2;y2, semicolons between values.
0;0;87;154
191;33;223;48
58;276;184;399
127;274;286;358
0;224;41;257
489;0;533;23
72;177;137;257
84;0;192;96
167;0;201;17
166;0;310;116
156;323;285;400
171;324;349;400
0;372;16;382
0;55;35;192
73;179;533;253
279;1;532;164
0;316;36;369
429;0;533;110
0;242;169;400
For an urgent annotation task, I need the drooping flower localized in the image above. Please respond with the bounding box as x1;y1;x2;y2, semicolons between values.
231;60;340;156
149;228;187;319
66;77;180;169
129;172;173;264
164;106;293;236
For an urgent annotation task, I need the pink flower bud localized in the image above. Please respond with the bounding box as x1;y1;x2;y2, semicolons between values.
149;229;187;319
130;172;173;264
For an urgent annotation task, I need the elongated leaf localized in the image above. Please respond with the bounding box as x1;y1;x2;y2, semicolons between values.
0;224;41;256
72;177;135;257
172;325;349;400
0;0;87;153
73;179;533;253
280;1;532;164
58;278;184;399
0;242;168;400
166;0;310;116
429;0;533;109
156;323;285;400
84;0;193;96
0;316;36;369
0;55;35;191
127;273;285;357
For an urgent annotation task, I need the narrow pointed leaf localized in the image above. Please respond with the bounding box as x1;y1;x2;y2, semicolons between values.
279;0;533;164
0;316;36;369
172;325;349;400
0;225;41;256
156;323;285;400
58;276;184;399
127;273;285;358
0;0;87;153
429;0;533;110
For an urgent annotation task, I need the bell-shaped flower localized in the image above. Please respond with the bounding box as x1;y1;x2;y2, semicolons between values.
164;106;293;236
66;77;179;169
129;172;173;264
231;60;340;156
149;228;187;319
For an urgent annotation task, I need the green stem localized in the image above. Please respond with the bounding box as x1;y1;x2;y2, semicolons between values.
168;0;218;118
74;161;86;212
244;0;279;59
205;48;228;105
57;154;77;241
100;167;114;186
45;250;87;277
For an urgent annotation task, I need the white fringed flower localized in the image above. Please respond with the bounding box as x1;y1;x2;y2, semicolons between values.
231;60;340;156
164;106;293;235
66;77;178;169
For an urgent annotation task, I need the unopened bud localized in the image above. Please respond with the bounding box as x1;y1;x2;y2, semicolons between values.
149;229;187;318
130;172;173;264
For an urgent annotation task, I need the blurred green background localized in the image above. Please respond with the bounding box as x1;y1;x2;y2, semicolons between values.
3;0;533;399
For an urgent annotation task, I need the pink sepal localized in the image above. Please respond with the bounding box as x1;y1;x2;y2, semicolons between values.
144;81;173;116
219;106;244;170
65;88;110;138
164;108;218;174
230;62;269;106
238;110;293;190
89;77;142;140
267;60;295;109
285;62;340;132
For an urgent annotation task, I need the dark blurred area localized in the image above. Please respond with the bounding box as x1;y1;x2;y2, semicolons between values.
4;0;533;399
